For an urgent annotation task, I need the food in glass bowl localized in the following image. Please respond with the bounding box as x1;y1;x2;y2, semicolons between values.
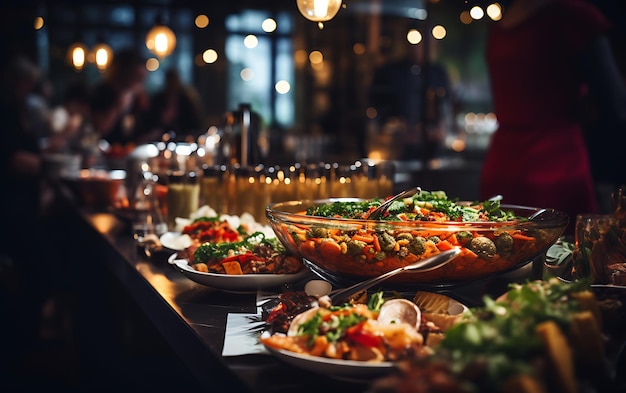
265;190;568;286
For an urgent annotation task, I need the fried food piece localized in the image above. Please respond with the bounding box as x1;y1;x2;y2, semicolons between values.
222;261;243;275
536;320;577;393
569;310;605;367
414;291;452;314
570;290;603;330
422;313;462;332
503;374;546;393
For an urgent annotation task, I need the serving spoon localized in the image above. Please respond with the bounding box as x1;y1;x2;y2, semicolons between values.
528;208;548;220
327;247;461;306
368;186;422;220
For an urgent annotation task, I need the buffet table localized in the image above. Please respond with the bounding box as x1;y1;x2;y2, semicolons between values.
50;181;544;392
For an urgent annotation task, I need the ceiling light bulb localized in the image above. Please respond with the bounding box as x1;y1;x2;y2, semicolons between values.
146;23;176;58
93;42;113;70
67;43;88;70
296;0;342;23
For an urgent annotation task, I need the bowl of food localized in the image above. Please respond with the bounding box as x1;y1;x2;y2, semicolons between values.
265;190;569;288
164;205;311;292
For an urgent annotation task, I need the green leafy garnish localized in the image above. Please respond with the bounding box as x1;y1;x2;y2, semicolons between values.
295;291;387;347
304;190;523;222
193;231;284;264
437;278;591;390
192;216;221;223
367;291;385;311
297;306;366;346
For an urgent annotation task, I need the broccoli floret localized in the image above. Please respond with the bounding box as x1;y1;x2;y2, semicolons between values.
307;226;329;239
456;231;474;246
376;232;397;252
372;251;386;261
468;236;497;259
398;247;410;258
345;240;367;255
396;232;413;242
408;236;427;256
494;232;514;255
428;236;441;244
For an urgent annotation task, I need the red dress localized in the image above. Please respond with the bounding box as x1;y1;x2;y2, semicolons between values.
480;0;610;227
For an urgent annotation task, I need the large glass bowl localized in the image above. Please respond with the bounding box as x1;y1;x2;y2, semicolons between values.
266;198;569;288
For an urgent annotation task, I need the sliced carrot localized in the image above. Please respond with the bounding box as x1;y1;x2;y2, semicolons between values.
327;228;342;237
372;234;382;252
437;232;452;241
512;233;535;242
397;213;410;221
460;248;479;262
300;240;317;256
436;239;454;251
352;233;374;243
446;233;459;245
319;240;342;258
404;254;419;264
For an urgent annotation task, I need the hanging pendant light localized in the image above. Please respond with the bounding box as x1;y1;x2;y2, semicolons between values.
146;13;176;58
296;0;343;29
67;42;88;71
92;41;113;71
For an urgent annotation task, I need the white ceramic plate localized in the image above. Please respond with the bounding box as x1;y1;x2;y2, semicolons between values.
160;232;192;251
263;342;395;379
168;253;312;292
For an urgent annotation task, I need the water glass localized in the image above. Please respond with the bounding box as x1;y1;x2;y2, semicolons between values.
131;174;168;244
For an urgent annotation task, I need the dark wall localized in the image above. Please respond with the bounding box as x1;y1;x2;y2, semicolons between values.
0;1;38;67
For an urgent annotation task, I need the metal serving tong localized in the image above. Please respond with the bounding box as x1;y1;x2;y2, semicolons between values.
368;187;422;220
328;247;461;306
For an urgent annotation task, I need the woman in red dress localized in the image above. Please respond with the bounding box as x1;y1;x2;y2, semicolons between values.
480;0;626;232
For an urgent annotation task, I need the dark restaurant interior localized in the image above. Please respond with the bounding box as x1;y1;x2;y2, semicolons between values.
1;0;625;391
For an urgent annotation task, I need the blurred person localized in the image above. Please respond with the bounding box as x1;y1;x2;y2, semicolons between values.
0;54;43;231
369;32;457;162
49;78;104;168
479;0;626;232
0;54;46;375
144;68;205;142
580;0;626;212
0;55;85;391
90;47;150;149
25;77;55;144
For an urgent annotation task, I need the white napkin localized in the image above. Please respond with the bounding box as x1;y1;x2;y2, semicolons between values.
222;312;268;356
222;290;279;357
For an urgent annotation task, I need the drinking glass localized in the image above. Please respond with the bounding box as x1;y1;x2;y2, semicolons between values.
167;170;200;231
573;214;624;284
131;172;168;244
